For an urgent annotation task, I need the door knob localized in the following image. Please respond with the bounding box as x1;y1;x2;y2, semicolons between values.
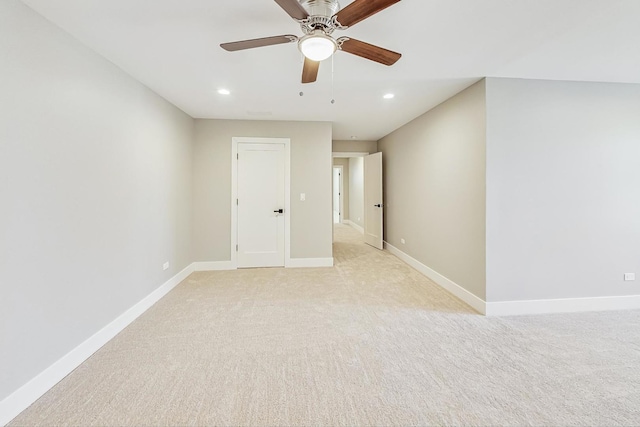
274;209;284;214
374;204;382;208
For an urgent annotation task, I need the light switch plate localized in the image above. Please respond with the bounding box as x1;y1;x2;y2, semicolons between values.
624;273;635;281
300;193;306;201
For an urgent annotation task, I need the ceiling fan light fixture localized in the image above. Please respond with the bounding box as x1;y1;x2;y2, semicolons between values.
298;31;337;62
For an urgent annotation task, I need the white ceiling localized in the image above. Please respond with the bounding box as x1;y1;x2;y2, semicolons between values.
21;0;640;141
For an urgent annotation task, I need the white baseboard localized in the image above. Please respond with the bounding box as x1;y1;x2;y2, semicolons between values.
193;261;235;271
0;264;195;426
486;295;640;316
343;220;364;234
194;259;334;270
286;257;334;268
383;241;640;317
384;241;486;314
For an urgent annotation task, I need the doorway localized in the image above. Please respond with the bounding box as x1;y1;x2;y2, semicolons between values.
232;137;291;268
331;152;383;250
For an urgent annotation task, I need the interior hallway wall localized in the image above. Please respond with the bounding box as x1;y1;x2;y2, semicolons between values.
0;0;194;402
332;158;350;221
192;120;333;262
377;80;487;300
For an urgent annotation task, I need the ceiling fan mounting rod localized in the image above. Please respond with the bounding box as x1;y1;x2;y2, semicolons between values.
298;0;341;34
300;0;340;17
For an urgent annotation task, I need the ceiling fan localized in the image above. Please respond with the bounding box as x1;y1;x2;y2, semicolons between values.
220;0;402;84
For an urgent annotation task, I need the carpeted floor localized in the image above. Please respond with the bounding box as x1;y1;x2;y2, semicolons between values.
10;224;640;426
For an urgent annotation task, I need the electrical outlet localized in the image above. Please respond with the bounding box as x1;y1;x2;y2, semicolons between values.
624;273;635;281
163;262;169;271
401;238;406;244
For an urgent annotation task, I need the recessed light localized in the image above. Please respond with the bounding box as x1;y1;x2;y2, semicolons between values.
383;93;395;99
217;88;231;95
351;136;358;140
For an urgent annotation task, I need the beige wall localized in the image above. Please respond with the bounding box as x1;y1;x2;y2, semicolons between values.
193;119;333;261
332;140;377;154
0;0;194;402
378;80;487;299
332;158;350;220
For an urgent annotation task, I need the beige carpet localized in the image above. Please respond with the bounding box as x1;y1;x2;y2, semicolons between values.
10;224;640;426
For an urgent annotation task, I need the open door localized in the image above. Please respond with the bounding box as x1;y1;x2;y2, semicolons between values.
364;152;383;250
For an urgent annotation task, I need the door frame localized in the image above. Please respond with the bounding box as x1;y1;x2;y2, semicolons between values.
231;137;291;269
331;152;369;242
332;165;344;224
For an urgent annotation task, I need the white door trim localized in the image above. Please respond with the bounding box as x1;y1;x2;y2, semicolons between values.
332;152;370;158
333;165;344;224
232;137;291;269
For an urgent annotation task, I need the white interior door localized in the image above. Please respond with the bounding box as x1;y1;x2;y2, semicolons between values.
237;143;285;267
364;152;383;250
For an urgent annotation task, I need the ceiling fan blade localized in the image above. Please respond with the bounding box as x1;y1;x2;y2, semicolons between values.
338;38;401;66
274;0;309;20
302;57;320;84
220;35;297;52
334;0;401;28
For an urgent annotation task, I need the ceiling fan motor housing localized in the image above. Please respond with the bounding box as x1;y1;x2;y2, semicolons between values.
300;0;340;34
